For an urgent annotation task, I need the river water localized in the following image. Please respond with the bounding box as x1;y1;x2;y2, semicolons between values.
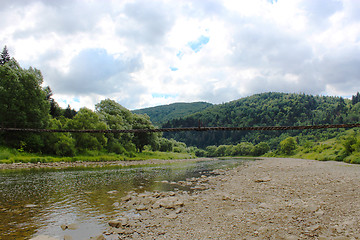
0;158;251;240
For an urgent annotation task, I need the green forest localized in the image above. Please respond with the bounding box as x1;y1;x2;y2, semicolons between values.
159;92;360;163
1;45;360;164
0;47;192;163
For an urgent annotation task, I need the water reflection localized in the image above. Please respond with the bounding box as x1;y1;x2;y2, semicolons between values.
0;158;250;239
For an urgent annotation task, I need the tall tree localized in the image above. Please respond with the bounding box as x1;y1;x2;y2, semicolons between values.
95;99;135;153
0;46;10;65
0;59;50;150
132;114;159;152
66;108;107;151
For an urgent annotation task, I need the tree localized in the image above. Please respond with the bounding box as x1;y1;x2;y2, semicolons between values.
280;137;297;155
252;142;270;156
132;114;158;152
0;59;50;151
64;105;77;119
43;86;63;118
0;46;10;65
66;108;107;151
95;99;135;153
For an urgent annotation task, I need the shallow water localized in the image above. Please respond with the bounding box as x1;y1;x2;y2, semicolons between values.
0;158;251;240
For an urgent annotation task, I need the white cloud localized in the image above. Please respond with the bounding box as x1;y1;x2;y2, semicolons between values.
0;0;359;110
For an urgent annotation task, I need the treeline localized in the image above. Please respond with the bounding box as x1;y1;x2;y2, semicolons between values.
162;92;360;149
0;47;189;157
133;102;212;126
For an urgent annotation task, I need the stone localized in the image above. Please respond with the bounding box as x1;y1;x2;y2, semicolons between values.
308;224;321;232
30;235;58;240
254;177;271;183
136;204;147;211
108;217;128;228
121;195;132;201
315;209;325;216
25;204;37;208
107;190;118;194
155;197;184;209
165;213;178;219
60;224;67;230
67;223;79;230
89;235;106;240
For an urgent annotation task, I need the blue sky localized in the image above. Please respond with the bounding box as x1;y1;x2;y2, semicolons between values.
1;0;359;110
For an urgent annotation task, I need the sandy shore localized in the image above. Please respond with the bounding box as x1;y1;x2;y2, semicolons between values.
98;157;360;240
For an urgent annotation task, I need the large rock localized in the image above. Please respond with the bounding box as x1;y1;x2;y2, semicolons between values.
108;217;128;228
154;197;184;209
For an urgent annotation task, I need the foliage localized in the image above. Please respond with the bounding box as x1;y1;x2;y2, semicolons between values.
2;49;360;165
0;46;11;65
132;114;158;152
132;102;212;126
280;137;297;155
162;92;357;150
0;58;50;151
66;108;108;151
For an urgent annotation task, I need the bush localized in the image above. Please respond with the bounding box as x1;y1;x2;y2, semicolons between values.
252;142;270;156
54;135;76;156
280;137;297;155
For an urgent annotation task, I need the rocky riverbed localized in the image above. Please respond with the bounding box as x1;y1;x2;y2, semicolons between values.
0;158;207;170
31;158;360;240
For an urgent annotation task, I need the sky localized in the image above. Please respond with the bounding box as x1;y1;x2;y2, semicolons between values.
1;0;360;110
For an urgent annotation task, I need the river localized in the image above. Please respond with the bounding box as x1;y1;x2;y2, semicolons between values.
0;158;251;239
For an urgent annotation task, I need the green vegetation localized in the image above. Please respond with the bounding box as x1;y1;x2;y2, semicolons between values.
162;92;358;148
132;102;212;126
0;47;195;163
1;46;360;165
0;146;194;164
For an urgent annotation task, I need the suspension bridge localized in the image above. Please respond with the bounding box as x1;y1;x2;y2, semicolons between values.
1;123;360;133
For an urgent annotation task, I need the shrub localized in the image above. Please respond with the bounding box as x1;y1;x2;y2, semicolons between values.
280;137;297;155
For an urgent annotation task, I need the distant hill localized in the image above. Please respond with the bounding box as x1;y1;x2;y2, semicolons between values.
161;92;360;148
132;102;212;126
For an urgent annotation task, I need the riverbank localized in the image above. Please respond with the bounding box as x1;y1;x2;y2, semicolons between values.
97;157;360;240
0;157;210;170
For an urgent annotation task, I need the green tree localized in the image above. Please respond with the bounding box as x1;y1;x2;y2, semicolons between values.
64;105;77;119
0;59;50;151
252;142;270;156
66;108;107;151
95;99;135;153
215;145;227;156
280;137;297;155
205;145;217;157
132;114;158;152
159;138;173;152
0;46;10;65
43;118;75;156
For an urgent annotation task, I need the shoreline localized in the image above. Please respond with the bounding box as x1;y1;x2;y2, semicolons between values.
16;157;360;239
99;157;360;239
0;157;219;170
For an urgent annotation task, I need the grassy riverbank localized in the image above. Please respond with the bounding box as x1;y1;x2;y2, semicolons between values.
0;147;195;164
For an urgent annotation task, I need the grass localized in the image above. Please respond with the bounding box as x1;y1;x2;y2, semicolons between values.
0;147;195;164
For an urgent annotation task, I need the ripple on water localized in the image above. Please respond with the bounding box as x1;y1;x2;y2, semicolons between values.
0;158;251;239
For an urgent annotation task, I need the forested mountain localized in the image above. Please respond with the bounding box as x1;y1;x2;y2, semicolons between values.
162;92;360;148
132;102;212;126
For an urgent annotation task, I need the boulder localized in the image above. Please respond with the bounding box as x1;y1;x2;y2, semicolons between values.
155;197;184;209
108;217;128;228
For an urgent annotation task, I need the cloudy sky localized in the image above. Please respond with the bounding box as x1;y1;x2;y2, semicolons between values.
1;0;359;110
